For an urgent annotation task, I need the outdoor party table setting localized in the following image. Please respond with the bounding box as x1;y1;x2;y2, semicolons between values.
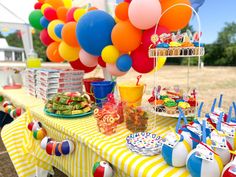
1;0;236;177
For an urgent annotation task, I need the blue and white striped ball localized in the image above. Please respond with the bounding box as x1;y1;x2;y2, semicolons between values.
162;135;191;167
40;136;52;150
180;126;201;149
186;149;223;177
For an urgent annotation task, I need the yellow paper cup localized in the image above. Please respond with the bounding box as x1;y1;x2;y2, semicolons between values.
118;83;145;106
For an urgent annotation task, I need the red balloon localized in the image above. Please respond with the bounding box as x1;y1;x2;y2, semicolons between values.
34;2;43;9
40;29;54;46
142;26;170;48
130;45;155;73
70;58;96;73
98;56;106;68
66;7;78;22
124;0;132;3
44;7;58;21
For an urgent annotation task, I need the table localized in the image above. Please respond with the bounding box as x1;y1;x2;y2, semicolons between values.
0;89;190;177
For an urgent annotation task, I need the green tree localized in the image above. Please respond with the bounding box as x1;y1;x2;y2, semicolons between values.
204;22;236;66
5;31;23;48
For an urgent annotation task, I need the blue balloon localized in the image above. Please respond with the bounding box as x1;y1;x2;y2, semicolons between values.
76;10;115;56
54;24;64;39
40;17;49;28
116;54;132;72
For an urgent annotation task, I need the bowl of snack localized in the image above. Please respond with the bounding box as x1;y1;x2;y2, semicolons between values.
44;92;93;118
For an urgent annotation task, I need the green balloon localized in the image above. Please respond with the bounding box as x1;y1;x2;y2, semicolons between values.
28;10;44;30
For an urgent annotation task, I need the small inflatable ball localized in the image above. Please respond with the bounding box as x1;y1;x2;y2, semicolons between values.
55;142;62;156
28;122;34;131
40;136;52;149
46;141;56;155
32;121;42;131
76;10;116;56
93;161;113;177
162;134;191;167
186;148;223;177
4;105;13;114
59;140;74;155
33;128;47;140
15;108;22;117
3;101;12;108
207;132;233;165
222;160;236;177
180;128;201;149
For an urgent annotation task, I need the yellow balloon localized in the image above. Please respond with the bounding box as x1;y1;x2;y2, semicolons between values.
101;45;120;64
150;57;167;73
63;0;72;8
41;3;52;14
73;9;86;22
47;20;64;42
114;16;120;24
58;41;80;61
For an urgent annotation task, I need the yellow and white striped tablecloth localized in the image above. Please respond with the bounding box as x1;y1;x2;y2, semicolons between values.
0;89;190;177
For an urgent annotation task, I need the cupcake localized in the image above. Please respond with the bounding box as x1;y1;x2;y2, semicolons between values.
153;99;165;112
157;43;169;56
181;42;194;55
169;42;181;55
160;95;169;100
188;97;197;107
178;102;191;115
164;101;177;114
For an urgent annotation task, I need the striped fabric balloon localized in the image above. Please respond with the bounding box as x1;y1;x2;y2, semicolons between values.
186;148;223;177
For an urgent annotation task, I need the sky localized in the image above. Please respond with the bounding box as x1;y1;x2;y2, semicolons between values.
0;0;235;44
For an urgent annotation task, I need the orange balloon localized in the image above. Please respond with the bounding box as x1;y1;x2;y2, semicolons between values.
111;21;142;52
38;0;45;3
115;2;129;21
88;7;98;11
46;42;64;62
159;0;192;32
57;7;68;22
45;0;64;9
61;22;80;47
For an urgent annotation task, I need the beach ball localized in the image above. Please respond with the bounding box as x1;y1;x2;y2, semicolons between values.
28;122;34;131
222;160;236;177
207;132;233;165
93;161;113;177
33;128;47;140
186;148;223;177
32;121;43;131
10;109;16;118
76;10;116;56
55;142;62;156
46;141;56;155
4;105;13;113
3;101;12;108
179;127;201;149
162;134;191;167
60;140;74;155
41;136;52;149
